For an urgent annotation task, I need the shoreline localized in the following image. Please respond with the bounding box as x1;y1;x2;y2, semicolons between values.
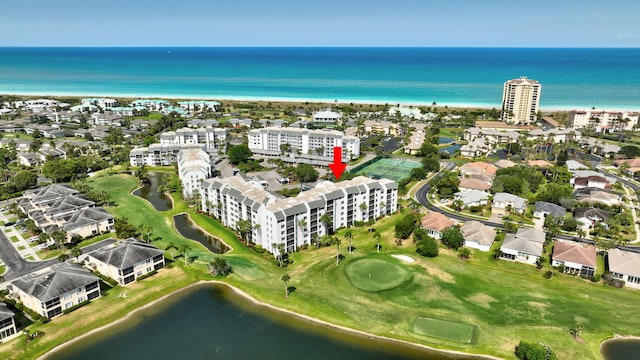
599;334;640;359
39;280;503;360
173;211;234;253
2;91;640;112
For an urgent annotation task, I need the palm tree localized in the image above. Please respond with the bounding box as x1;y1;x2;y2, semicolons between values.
166;242;178;260
281;273;291;298
181;244;191;264
576;228;587;241
320;213;333;235
373;231;382;253
334;236;342;266
236;219;252;243
345;229;353;254
297;217;307;245
70;247;82;262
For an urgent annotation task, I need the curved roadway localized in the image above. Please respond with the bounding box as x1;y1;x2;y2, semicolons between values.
415;163;594;245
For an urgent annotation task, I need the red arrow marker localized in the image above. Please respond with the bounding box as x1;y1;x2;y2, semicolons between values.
328;146;346;180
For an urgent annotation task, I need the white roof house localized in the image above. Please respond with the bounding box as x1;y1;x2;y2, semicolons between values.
500;234;543;265
454;190;491;208
608;248;640;289
460;221;496;252
312;109;342;123
492;192;527;213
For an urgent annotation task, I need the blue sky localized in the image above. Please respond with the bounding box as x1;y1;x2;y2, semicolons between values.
2;0;639;47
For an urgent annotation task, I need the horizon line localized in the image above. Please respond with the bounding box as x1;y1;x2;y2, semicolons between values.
1;45;640;49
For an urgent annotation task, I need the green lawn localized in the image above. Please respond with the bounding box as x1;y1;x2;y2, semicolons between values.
17;245;25;251
414;316;477;344
0;132;33;140
9;236;19;243
4;171;639;360
345;257;412;291
0;265;5;275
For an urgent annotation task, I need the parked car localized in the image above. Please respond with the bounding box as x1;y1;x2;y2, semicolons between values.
4;222;15;227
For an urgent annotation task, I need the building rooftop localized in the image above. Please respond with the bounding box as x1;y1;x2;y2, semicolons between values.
460;221;496;246
11;263;99;302
608;248;640;278
421;212;455;232
88;239;163;270
552;240;596;267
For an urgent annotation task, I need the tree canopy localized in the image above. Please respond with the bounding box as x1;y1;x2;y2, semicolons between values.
294;163;319;183
228;144;253;165
394;213;417;239
432;171;459;198
514;341;558;360
416;237;439;257
441;226;464;250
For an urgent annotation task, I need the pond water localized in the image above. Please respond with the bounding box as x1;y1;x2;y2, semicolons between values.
132;172;173;211
44;285;483;360
440;143;462;154
173;213;230;254
601;338;640;360
438;137;455;144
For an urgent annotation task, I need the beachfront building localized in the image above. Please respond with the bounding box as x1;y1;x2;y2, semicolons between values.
569;110;639;132
85;239;165;286
200;175;397;255
81;98;119;109
160;127;227;153
0;303;17;342
178;100;221;112
8;263;101;319
247;127;360;166
130;99;170;111
312;109;342;124
177;148;213;198
501;77;541;125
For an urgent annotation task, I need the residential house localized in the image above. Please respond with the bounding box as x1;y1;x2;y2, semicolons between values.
453;190;491;208
227;118;252;128
574;188;621;206
0;303;17;342
574;207;611;229
607;248;640;289
492;192;527;214
459;138;491;158
460;221;496;252
420;212;455;239
458;178;492;192
572;176;612;190
17;152;41;167
312;109;342;123
459;162;497;183
494;159;517;169
499;228;545;265
566;160;588;171
551;240;597;278
533;201;567;219
9;263;101;319
85;239;165;286
613;158;640;175
364;120;399;135
62;207;115;239
579;137;621;155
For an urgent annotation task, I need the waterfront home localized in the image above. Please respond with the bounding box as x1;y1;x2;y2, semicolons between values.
569;110;639;132
85;239;165;286
533;201;566;219
551;240;597;278
0;303;17;342
453;189;491;208
8;263;101;319
420;212;455;239
178;100;221;112
130;99;170;111
574;188;621;206
500;234;543;265
459;138;491;158
458;178;492;192
460;221;495;252
607;248;640;289
574;207;611;229
492;192;527;214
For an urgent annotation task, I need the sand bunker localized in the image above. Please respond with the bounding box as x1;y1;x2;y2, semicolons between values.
392;254;416;263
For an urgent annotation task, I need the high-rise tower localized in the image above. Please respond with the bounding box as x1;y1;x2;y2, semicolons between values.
501;77;541;125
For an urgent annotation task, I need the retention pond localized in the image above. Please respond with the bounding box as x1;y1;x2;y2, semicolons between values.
132;172;173;211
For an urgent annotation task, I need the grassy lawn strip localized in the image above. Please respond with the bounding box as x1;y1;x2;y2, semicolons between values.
413;316;476;344
17;245;26;251
9;235;19;243
0;265;5;275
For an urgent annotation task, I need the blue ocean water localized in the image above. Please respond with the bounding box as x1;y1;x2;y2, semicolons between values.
0;47;639;109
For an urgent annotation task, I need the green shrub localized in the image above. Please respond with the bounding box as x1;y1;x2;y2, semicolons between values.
515;341;558;360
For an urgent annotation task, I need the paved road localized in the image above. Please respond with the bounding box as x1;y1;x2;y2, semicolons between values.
415;163;595;245
0;234;116;281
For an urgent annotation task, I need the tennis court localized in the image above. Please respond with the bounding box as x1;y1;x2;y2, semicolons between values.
351;157;421;183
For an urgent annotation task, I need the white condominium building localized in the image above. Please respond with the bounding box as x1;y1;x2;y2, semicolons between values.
201;175;397;255
160;127;227;152
569;110;639;132
130;127;226;167
129;143;203;167
248;127;360;165
177;148;213;198
501;77;541;125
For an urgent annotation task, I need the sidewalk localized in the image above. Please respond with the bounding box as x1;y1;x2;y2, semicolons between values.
622;185;640;244
0;211;41;261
